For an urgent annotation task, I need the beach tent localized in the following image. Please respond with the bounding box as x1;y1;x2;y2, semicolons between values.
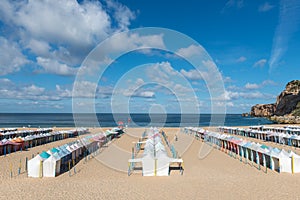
156;154;171;176
28;154;48;178
268;148;291;172
142;154;155;176
43;153;62;177
278;150;292;173
289;151;300;173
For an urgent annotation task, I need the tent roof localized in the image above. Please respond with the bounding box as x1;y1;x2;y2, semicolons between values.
40;151;50;159
50;147;59;153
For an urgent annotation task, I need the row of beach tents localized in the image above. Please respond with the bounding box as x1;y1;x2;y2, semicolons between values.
0;128;88;156
0;128;18;133
28;127;123;178
249;125;300;135
0;128;53;140
219;126;300;148
183;127;300;173
128;128;183;176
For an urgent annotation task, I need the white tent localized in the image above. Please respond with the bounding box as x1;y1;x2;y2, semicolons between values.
156;154;171;176
278;150;292;173
142;154;155;176
28;155;45;178
289;152;300;173
43;153;61;177
128;127;183;176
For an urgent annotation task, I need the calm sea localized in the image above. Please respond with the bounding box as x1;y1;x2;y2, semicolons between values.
0;113;274;128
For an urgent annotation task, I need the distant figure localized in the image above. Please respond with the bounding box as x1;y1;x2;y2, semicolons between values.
175;134;178;141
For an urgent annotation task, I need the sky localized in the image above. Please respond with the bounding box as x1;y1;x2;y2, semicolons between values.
0;0;300;114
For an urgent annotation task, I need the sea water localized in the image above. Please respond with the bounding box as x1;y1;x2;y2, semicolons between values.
0;113;274;128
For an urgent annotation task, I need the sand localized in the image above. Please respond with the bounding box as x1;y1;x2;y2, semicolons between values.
1;126;300;200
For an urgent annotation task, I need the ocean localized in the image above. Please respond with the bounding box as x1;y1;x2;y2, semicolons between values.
0;113;274;128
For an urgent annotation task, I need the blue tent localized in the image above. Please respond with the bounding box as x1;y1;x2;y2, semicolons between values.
40;151;50;159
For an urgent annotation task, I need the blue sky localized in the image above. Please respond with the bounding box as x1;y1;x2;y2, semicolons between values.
0;0;300;113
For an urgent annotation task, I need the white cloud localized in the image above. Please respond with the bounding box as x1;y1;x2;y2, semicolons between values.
0;0;135;75
145;62;197;100
236;56;247;63
102;33;165;53
217;89;275;101
121;78;156;98
223;76;233;83
258;2;275;12
0;37;29;75
72;81;99;98
229;80;276;92
23;85;45;96
37;57;77;76
105;0;135;30
180;69;202;80
147;62;178;84
245;83;260;90
132;91;155;98
26;39;51;57
176;44;204;58
253;59;267;67
239;92;275;99
0;80;60;101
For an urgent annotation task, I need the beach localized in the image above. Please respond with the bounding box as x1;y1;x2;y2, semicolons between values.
1;126;300;200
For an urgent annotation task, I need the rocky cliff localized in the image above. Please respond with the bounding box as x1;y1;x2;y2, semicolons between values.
250;80;300;118
250;103;276;117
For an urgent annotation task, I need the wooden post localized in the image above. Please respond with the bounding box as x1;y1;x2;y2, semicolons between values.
292;155;295;174
154;159;157;176
10;163;13;178
18;159;21;175
39;160;43;178
25;157;28;172
68;160;71;177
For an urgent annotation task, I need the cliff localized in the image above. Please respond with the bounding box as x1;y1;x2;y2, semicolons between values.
250;103;276;117
250;80;300;118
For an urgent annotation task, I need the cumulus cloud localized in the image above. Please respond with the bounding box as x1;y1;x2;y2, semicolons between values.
147;62;178;84
131;91;155;98
217;89;275;101
101;32;165;54
105;0;135;30
253;59;267;67
0;0;135;75
37;57;77;76
145;62;196;99
0;79;59;101
180;69;202;80
121;78;156;98
258;2;275;12
230;80;277;92
0;37;29;75
176;44;204;58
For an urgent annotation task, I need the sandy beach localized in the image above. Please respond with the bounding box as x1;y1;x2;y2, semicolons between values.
0;126;300;200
